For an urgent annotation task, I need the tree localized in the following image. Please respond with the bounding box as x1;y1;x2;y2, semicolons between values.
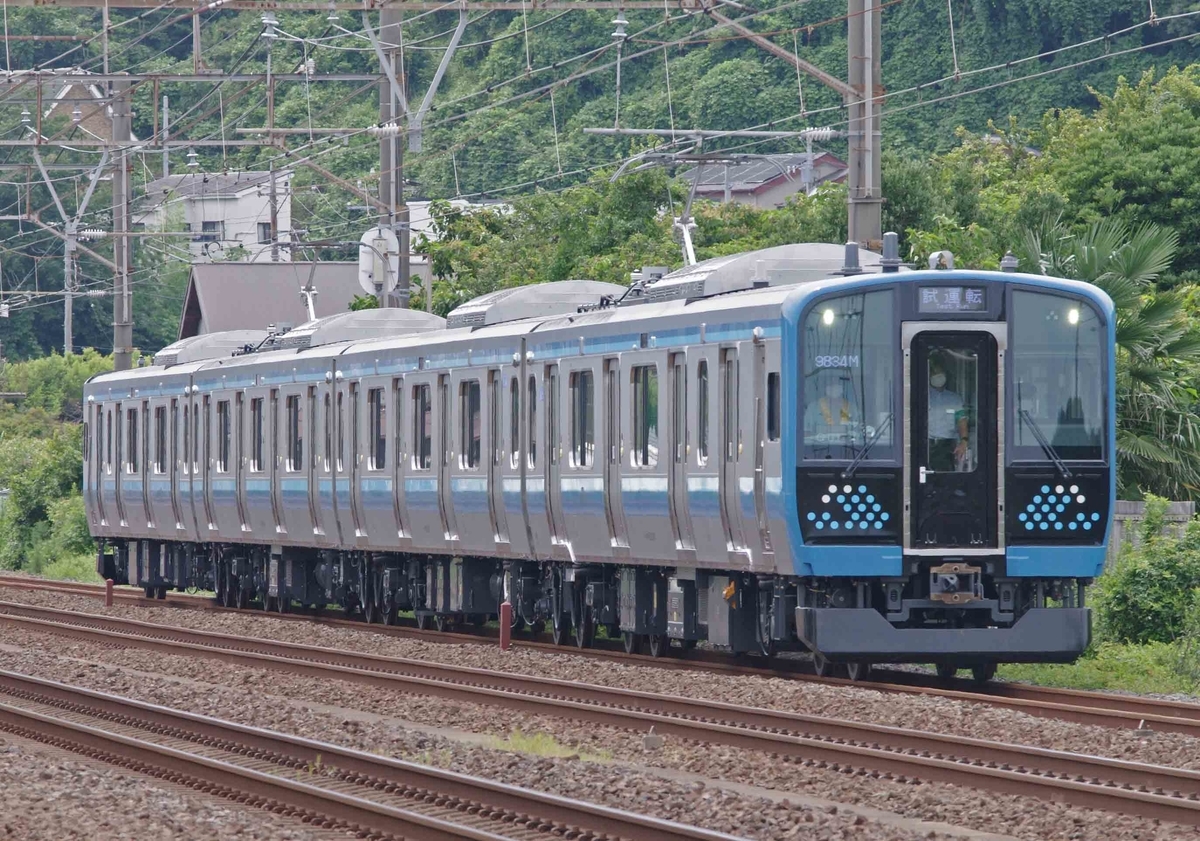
1019;216;1200;499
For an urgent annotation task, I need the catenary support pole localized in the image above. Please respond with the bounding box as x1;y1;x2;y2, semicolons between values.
112;79;133;371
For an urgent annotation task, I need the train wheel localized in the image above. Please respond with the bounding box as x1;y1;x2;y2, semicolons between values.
647;633;669;658
415;612;431;631
550;611;569;646
846;661;872;682
622;631;642;655
276;594;290;614
971;664;997;684
812;653;832;677
573;610;594;649
936;664;958;682
756;587;776;658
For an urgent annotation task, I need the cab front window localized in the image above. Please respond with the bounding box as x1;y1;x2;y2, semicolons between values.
802;289;895;461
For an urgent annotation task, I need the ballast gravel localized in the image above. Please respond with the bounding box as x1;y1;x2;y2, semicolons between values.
0;734;334;841
0;605;1192;841
4;584;1199;772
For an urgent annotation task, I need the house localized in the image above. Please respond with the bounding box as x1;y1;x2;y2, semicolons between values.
177;262;364;340
134;171;293;263
682;152;847;210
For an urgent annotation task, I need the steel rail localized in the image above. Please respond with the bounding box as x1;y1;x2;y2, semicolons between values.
0;669;739;841
2;601;1200;825
6;576;1200;736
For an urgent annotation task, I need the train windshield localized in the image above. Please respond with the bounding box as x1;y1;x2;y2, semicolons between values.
802;289;895;461
1010;290;1105;461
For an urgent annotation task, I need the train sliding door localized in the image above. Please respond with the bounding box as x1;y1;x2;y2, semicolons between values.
909;330;999;548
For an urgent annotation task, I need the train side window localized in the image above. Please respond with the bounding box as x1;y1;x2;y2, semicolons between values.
323;394;332;470
631;365;658;468
391;379;403;469
202;399;210;472
723;355;738;463
547;368;559;467
154;405;167;473
250;398;264;471
336;391;346;472
527;376;537;468
182;401;190;474
489;374;501;467
697;361;709;465
460;380;481;469
216;400;231;473
170;400;178;474
570;370;594;468
83;418;91;462
413;384;432;470
367;387;386;470
126;407;139;474
510;377;520;468
192;404;200;472
308;388;318;471
106;409;113;472
287;395;303;471
672;360;686;464
767;372;781;442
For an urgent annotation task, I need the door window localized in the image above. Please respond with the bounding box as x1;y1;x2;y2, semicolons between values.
924;345;977;473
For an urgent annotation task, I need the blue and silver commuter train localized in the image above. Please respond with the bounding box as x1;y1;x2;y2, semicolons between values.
83;238;1115;680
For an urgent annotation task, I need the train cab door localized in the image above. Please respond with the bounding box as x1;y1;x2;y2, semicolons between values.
437;374;459;543
909;330;999;548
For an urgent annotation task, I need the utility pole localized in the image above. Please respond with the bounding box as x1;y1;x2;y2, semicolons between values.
112;79;133;371
379;8;409;307
63;226;75;353
846;0;882;249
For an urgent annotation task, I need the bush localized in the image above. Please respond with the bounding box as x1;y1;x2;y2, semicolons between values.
1094;498;1200;644
39;552;100;583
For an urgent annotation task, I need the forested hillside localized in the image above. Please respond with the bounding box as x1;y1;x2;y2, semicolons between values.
0;0;1195;359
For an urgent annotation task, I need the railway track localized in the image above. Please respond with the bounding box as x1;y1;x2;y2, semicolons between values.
0;668;740;841
5;573;1200;739
2;599;1200;826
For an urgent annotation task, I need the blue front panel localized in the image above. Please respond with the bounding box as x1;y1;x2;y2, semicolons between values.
795;544;903;577
1006;545;1107;578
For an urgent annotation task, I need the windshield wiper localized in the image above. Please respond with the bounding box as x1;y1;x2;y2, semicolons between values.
1018;409;1073;478
842;413;894;479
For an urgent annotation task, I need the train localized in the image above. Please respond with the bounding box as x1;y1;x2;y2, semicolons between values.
83;236;1115;682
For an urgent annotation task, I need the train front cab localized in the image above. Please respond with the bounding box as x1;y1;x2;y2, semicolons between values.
782;270;1115;670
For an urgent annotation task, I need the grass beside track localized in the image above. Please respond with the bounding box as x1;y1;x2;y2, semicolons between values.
999;642;1200;697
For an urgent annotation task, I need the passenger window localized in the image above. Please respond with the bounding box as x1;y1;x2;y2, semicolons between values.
192;404;200;472
631;365;658;468
287;395;303;471
391;379;403;469
126;407;139;474
337;391;346;472
547;368;559;467
323;394;332;469
767;372;781;442
216;400;231;473
83;419;91;462
250;398;264;471
489;375;501;467
367;388;386;470
510;377;520;468
182;402;190;474
413;384;432;470
154;406;167;473
106;409;113;471
723;354;738;463
570;370;594;468
697;361;709;465
460;380;481;469
527;376;537;468
672;360;686;464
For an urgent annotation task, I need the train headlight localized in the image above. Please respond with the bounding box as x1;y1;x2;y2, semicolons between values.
1067;308;1080;325
822;308;835;326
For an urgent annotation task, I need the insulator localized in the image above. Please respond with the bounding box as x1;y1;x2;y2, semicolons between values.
80;229;108;240
19;108;29;124
368;122;402;138
802;127;838;142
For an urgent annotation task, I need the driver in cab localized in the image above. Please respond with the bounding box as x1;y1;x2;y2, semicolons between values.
805;375;862;446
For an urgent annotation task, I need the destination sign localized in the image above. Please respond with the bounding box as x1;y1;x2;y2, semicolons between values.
918;286;986;314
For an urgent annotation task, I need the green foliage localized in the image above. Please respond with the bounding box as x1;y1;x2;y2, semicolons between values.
39;553;101;584
349;295;380;311
1092;504;1200;645
998;641;1193;695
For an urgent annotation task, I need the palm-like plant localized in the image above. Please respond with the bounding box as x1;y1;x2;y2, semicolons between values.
1019;216;1200;500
